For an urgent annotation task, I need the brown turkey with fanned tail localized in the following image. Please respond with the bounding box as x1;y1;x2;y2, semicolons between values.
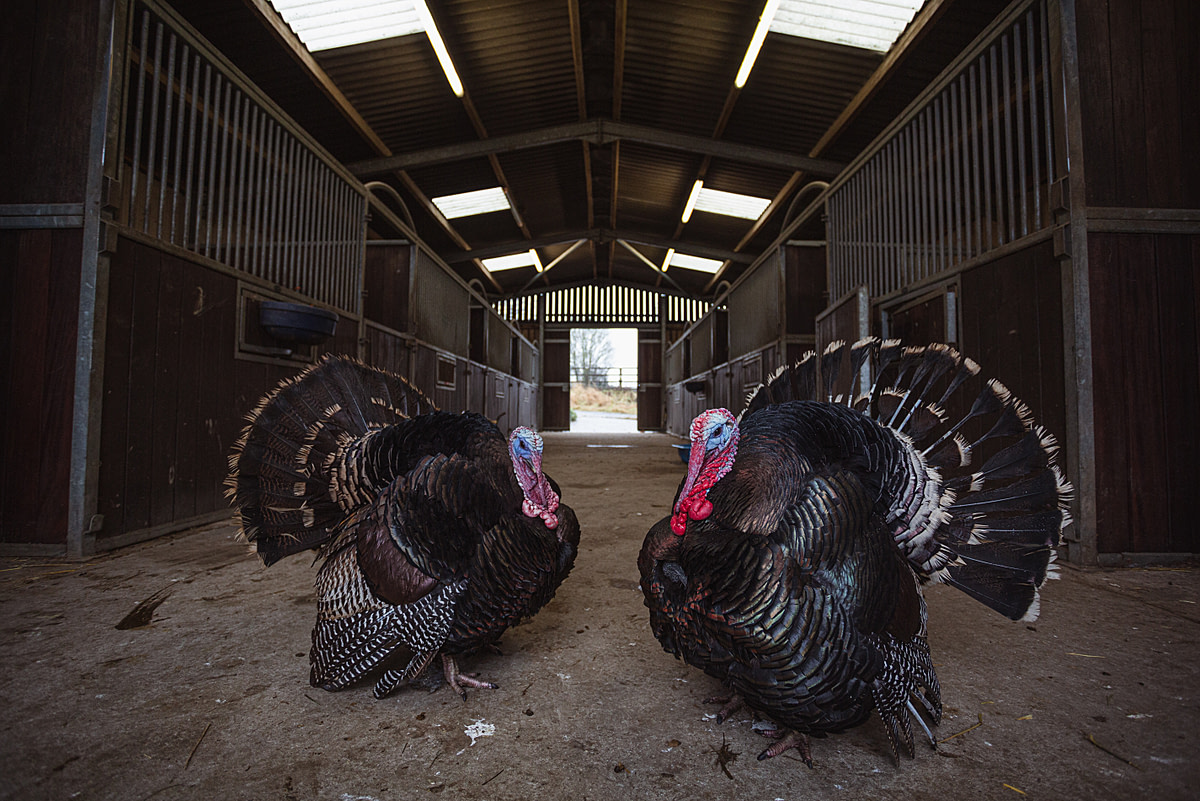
227;355;579;699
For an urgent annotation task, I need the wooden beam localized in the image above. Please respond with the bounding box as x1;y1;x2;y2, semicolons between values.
348;120;845;179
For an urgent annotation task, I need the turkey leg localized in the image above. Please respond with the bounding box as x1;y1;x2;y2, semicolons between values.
441;653;499;700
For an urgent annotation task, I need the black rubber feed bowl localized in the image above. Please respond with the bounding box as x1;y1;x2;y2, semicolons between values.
673;443;690;464
259;300;338;345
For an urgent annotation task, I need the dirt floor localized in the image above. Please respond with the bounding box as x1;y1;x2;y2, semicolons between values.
1;431;1198;800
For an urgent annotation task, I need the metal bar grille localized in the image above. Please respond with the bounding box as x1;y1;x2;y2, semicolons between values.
827;0;1060;301
120;2;365;314
493;285;710;326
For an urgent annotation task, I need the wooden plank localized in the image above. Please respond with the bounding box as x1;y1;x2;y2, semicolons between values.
1139;0;1184;207
149;249;184;527
97;238;137;539
1075;0;1117;206
1107;0;1149;206
5;230;52;542
30;230;81;544
0;232;16;537
1117;233;1170;551
122;241;161;533
172;264;205;522
1086;234;1129;552
1155;233;1200;552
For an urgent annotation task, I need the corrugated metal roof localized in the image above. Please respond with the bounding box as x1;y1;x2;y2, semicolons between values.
166;0;1013;300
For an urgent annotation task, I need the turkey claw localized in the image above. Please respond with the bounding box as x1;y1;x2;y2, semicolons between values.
703;693;745;723
441;654;499;700
755;730;813;768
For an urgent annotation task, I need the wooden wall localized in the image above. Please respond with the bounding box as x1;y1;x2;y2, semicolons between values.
1087;232;1199;554
0;229;82;545
0;0;100;205
96;236;359;547
1076;0;1200;210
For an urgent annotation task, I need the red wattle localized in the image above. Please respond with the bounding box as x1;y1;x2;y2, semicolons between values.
689;498;713;521
670;513;687;536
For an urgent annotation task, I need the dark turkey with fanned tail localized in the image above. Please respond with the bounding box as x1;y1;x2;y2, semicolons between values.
227;355;579;699
639;338;1071;766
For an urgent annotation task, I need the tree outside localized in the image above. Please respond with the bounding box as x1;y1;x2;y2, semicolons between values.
570;328;635;415
570;328;614;387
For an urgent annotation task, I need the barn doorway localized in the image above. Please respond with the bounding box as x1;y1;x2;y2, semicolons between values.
569;328;637;433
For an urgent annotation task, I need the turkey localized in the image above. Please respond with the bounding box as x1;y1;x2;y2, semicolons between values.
226;355;579;699
639;338;1071;766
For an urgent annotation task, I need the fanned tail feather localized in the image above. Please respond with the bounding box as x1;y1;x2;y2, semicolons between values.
226;355;438;565
740;338;1072;622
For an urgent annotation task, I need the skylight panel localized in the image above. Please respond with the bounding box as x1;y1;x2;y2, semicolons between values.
482;250;542;272
665;252;724;274
769;0;924;53
431;187;511;219
271;0;424;51
692;187;772;221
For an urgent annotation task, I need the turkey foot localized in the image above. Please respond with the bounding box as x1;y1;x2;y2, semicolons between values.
703;693;746;723
441;654;498;700
755;729;814;768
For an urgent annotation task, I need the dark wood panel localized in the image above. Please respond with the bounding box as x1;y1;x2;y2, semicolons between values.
1077;0;1199;208
150;250;185;527
363;244;410;332
1155;234;1200;552
542;386;570;431
0;0;100;203
785;244;826;335
0;229;81;544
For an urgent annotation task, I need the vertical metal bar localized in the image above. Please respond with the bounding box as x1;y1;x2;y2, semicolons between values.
142;22;164;232
903;126;915;285
193;63;214;253
319;168;337;305
948;81;963;266
957;74;973;258
919;108;933;278
212;84;233;261
231;94;250;269
181;54;202;249
298;151;317;294
955;77;964;261
128;11;150;229
1013;20;1029;238
989;45;1004;246
969;63;983;256
1026;8;1043;229
282;135;300;290
155;31;177;240
931;102;940;275
265;121;283;285
1040;0;1056;193
167;43;189;244
1001;32;1017;243
247;106;265;277
932;97;946;274
243;107;260;275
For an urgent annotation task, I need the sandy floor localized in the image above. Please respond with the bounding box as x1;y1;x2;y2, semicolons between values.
1;431;1197;800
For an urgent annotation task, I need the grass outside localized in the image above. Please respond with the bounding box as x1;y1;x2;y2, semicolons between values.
570;384;636;415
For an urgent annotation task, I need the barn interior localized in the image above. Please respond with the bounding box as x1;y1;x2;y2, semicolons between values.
1;0;1197;797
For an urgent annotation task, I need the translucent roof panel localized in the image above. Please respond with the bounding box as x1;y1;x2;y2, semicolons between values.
667;253;724;274
482;250;542;272
270;0;424;51
770;0;924;53
692;187;772;221
432;187;511;219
